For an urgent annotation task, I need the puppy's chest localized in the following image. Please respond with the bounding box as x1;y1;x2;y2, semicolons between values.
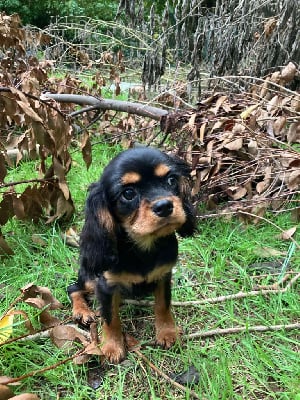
103;236;178;288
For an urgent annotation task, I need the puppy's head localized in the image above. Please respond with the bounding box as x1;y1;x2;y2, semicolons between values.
80;148;197;273
102;147;196;248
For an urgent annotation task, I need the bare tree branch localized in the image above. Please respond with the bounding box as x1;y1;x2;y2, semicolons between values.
42;93;168;120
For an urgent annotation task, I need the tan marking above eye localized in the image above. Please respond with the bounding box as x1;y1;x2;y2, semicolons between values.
154;163;170;177
121;172;141;185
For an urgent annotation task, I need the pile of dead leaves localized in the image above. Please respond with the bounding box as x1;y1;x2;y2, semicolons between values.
161;62;300;221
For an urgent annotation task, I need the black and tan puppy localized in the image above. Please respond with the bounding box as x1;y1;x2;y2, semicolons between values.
68;147;196;363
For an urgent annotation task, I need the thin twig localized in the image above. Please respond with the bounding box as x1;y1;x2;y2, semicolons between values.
0;177;55;189
124;272;300;307
134;349;202;400
186;322;300;340
0;349;85;385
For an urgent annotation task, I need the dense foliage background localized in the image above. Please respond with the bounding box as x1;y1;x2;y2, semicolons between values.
0;0;119;26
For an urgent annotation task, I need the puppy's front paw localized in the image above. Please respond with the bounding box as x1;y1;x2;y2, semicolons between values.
72;305;95;325
156;325;180;349
101;337;126;363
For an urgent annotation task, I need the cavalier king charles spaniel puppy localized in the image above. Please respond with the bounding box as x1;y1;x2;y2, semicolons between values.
68;147;196;363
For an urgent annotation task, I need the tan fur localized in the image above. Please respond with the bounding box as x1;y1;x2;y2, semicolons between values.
101;292;125;363
84;280;96;293
98;208;115;233
121;171;141;185
154;280;179;348
154;163;170;177
103;263;174;288
70;290;95;323
121;196;186;250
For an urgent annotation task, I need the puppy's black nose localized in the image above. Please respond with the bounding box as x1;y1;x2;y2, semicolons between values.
152;199;173;218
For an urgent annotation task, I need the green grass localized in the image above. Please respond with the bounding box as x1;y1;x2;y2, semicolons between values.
0;142;299;399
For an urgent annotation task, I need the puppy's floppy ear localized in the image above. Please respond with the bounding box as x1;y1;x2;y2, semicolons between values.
80;182;118;276
167;154;197;237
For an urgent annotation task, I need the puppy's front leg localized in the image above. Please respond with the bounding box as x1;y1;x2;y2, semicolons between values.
98;289;126;363
68;281;96;324
154;273;179;348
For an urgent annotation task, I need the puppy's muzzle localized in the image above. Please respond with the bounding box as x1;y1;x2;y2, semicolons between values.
152;199;174;218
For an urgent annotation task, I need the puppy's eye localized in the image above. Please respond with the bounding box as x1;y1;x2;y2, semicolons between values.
167;175;178;187
122;188;137;201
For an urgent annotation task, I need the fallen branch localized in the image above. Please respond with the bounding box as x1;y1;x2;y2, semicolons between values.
42;93;168;120
0;348;85;385
186;322;300;340
124;272;300;307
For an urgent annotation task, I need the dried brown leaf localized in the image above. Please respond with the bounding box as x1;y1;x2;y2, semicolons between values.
291;97;300;112
199;123;206;142
21;283;63;310
226;186;247;200
281;62;297;83
211;119;225;132
223;138;243;151
264;17;277;38
24;297;46;309
81;132;92;169
50;325;89;350
16;100;43;123
259;77;270;98
287;122;300;144
278;226;297;240
125;334;141;352
53;157;69;200
0;384;14;400
39;310;61;328
0;234;13;256
232;123;246;134
287;170;300;190
273;116;286;136
289;159;300;168
256;166;272;194
0;153;7;182
267;95;280;114
12;196;25;220
73;353;92;365
211;95;227;115
84;341;103;356
247;139;258;156
9;393;40;400
0;376;20;385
